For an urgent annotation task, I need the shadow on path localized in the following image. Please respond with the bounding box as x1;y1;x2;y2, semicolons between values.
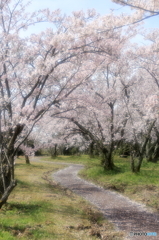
53;165;159;240
31;158;159;240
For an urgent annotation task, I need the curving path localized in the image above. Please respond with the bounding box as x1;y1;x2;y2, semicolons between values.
31;158;159;239
53;164;159;240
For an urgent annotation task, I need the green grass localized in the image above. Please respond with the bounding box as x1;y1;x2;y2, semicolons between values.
45;154;159;212
0;157;124;240
8;154;158;239
41;154;97;165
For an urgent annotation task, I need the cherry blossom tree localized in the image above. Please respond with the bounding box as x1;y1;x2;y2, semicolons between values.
112;0;159;24
126;31;159;166
122;92;157;172
52;34;159;172
114;34;159;171
0;0;123;207
29;23;159;173
1;0;156;209
30;115;86;157
52;35;138;170
0;0;138;206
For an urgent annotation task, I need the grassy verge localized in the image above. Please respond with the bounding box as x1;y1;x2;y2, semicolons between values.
0;158;124;240
80;155;159;212
43;155;159;212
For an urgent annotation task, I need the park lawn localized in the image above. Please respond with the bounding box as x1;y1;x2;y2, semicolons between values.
0;158;124;240
43;155;159;212
80;155;159;212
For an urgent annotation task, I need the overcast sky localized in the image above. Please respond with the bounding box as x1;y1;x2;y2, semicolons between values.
22;0;158;39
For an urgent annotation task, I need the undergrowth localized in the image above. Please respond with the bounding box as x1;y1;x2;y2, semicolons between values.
0;158;124;240
44;154;159;212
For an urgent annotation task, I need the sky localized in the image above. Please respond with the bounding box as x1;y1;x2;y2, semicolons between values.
29;0;122;15
22;0;159;39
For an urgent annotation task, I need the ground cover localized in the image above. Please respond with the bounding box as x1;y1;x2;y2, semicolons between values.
44;155;159;212
0;157;123;240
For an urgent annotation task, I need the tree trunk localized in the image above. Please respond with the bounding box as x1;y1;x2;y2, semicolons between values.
130;155;135;172
152;144;159;162
0;151;17;208
89;141;95;158
0;124;24;208
50;144;58;159
101;147;114;170
25;155;30;164
130;120;156;173
130;151;143;173
103;156;114;170
54;144;57;158
146;142;159;163
135;155;143;172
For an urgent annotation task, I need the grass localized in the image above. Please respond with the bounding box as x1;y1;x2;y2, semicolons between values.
44;154;159;212
80;155;159;212
0;157;124;240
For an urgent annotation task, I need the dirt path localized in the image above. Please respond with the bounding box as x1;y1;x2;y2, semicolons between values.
53;164;159;240
31;158;159;239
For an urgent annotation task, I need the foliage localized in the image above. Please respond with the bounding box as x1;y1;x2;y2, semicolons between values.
0;158;123;240
79;155;159;211
0;0;130;206
41;154;159;211
112;0;159;24
1;0;159;206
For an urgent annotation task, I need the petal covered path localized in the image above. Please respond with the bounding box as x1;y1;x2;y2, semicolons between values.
53;164;159;240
